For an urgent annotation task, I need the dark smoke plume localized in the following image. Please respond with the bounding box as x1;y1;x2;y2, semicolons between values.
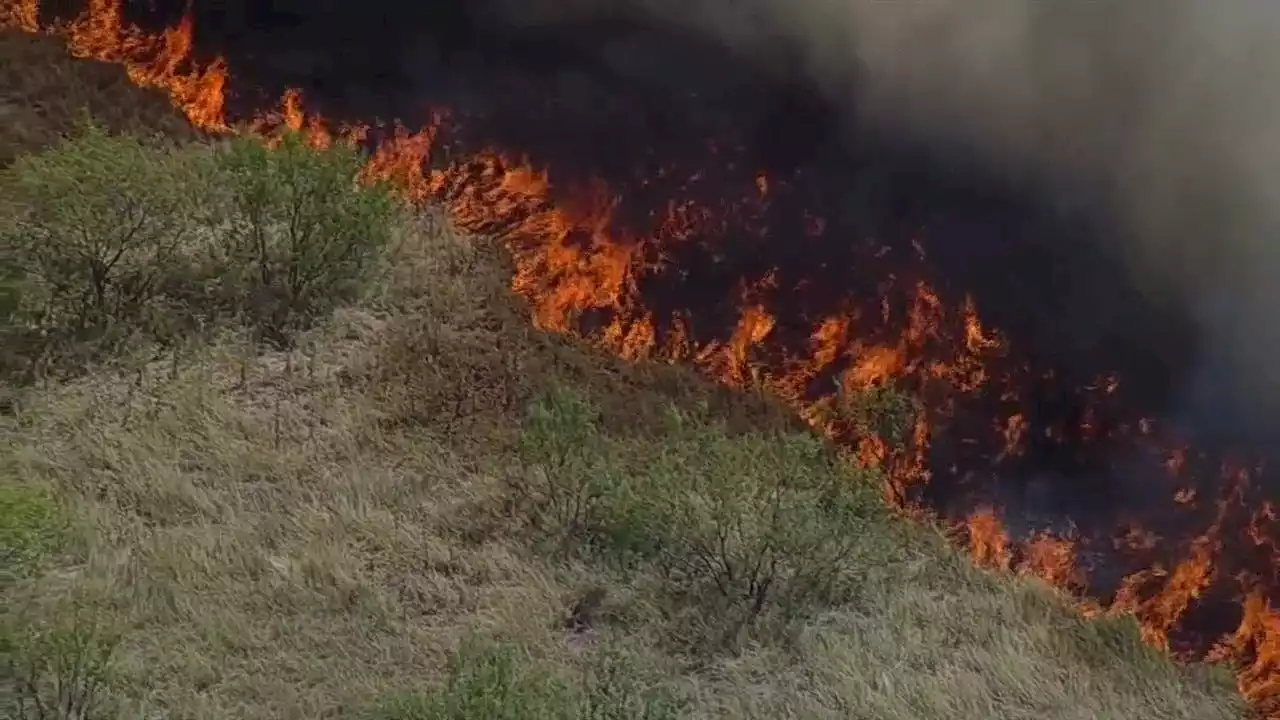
472;0;1280;433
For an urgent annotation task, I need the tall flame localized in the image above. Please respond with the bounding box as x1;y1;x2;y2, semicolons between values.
5;1;1280;714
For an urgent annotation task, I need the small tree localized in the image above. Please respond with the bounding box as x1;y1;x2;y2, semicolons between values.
597;410;888;640
513;390;617;547
0;123;210;347
834;381;920;451
211;131;398;342
512;390;890;638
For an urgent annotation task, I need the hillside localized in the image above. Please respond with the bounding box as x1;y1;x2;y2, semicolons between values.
0;26;1250;720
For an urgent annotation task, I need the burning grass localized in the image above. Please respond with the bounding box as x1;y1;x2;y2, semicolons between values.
0;28;1249;719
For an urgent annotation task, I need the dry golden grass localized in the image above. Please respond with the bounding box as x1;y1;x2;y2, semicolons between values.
0;29;1251;720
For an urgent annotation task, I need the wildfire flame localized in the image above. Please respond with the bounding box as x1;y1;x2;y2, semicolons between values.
6;1;1280;714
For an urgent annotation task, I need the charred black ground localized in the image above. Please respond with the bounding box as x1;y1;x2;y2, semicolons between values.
39;1;1260;607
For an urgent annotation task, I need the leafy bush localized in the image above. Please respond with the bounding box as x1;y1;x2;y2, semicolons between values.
578;647;684;720
371;641;575;720
368;640;680;720
1;613;119;720
0;484;66;586
604;411;886;633
512;390;618;547
514;389;889;641
0;122;211;358
834;381;920;451
210;131;398;342
0;125;402;379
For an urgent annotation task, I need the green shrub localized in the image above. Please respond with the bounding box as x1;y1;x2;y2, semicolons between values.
578;647;683;720
369;640;576;720
0;484;66;586
514;389;891;640
368;640;681;720
0;126;401;381
603;412;886;631
1;613;119;720
0;122;211;359
512;389;619;547
209;131;398;342
834;381;920;451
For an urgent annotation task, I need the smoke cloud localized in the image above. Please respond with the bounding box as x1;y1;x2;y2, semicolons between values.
474;0;1280;429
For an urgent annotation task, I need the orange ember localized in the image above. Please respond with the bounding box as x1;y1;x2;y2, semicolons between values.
7;0;1280;714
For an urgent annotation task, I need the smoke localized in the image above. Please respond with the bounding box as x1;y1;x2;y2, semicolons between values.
472;0;1280;431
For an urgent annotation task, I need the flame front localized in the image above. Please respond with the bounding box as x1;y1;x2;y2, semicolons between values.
6;1;1280;714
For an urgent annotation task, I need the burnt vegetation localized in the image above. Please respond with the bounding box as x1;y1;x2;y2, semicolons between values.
0;14;1252;720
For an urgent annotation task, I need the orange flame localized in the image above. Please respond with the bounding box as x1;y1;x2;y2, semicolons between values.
4;0;36;31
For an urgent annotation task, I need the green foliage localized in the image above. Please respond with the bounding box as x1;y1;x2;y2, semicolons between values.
607;411;886;629
834;382;920;451
0;484;66;586
512;389;618;545
371;640;575;720
0;122;210;353
515;389;889;639
0;126;401;381
210;131;398;341
1;612;119;720
578;647;683;720
368;640;681;720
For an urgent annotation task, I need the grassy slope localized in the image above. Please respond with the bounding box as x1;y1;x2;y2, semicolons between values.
0;31;197;167
0;28;1249;720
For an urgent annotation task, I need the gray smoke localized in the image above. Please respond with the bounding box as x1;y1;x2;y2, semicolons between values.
480;0;1280;428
